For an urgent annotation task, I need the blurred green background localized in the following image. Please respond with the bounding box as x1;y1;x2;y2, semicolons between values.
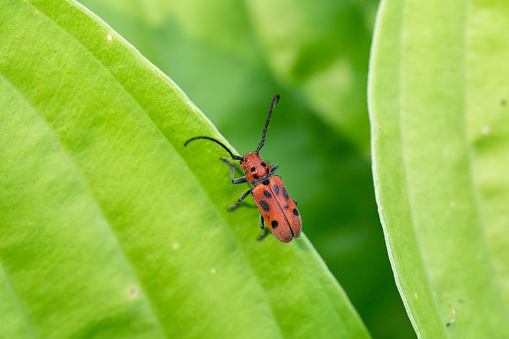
78;0;414;337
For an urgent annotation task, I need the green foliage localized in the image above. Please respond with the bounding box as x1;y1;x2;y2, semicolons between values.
78;1;414;338
0;0;372;337
369;0;509;337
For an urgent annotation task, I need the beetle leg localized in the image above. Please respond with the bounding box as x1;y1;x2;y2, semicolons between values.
232;177;247;184
257;228;269;241
220;157;247;184
259;214;265;229
228;189;252;211
270;164;279;174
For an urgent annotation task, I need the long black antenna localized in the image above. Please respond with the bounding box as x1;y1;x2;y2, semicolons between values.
185;136;243;160
256;94;280;154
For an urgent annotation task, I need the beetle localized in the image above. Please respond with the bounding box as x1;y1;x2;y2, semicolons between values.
184;94;301;243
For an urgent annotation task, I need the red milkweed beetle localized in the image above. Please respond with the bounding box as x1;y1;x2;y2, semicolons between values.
185;94;301;243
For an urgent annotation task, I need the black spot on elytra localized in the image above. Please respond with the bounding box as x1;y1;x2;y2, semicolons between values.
259;200;270;212
284;205;289;209
263;180;270;185
271;220;278;229
253;174;259;180
250;167;255;172
261;162;266;167
282;186;289;200
292;208;299;216
273;185;279;195
263;190;272;199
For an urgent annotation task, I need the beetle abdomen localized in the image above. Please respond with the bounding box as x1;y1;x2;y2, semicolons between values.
252;176;301;243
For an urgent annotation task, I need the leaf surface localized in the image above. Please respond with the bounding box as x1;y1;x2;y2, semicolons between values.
369;0;509;337
0;0;369;337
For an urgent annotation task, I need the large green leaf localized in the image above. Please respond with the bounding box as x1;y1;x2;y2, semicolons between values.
0;0;369;337
369;0;509;337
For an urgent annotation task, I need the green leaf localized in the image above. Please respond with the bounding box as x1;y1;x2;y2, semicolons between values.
369;0;509;337
0;0;369;337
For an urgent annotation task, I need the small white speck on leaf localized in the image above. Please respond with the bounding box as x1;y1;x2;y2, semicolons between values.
172;242;179;250
482;126;490;134
107;34;113;41
210;268;216;274
450;201;456;208
414;294;418;299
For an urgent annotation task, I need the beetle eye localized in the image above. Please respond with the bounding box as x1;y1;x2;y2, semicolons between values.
244;158;248;162
261;162;266;167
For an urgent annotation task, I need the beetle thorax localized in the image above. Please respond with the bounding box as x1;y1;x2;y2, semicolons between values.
239;152;271;182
